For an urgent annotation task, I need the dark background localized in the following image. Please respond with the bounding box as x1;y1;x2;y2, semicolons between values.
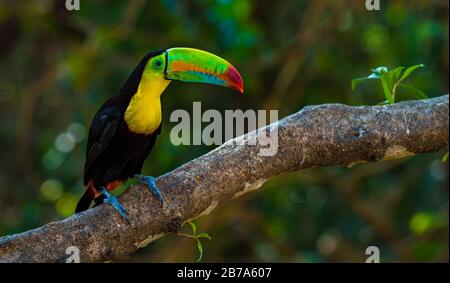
0;0;448;262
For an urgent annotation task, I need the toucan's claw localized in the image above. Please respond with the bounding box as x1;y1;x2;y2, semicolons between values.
134;174;164;207
100;187;130;223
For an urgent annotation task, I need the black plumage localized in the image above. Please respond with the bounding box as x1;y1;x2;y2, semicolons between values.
76;51;163;213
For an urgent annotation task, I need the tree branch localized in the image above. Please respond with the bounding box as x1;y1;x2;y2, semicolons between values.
0;95;448;262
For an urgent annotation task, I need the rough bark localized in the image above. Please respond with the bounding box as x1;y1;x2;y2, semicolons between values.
0;95;448;262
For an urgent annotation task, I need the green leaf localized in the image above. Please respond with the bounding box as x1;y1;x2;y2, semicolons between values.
376;100;390;106
385;71;396;93
399;83;428;100
371;66;389;74
351;73;380;91
351;77;367;91
400;64;425;82
392;66;405;80
442;152;449;162
187;221;196;235
196;239;203;262
380;76;394;103
196;233;212;240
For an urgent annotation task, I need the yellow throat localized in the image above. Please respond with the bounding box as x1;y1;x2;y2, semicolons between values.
124;76;171;135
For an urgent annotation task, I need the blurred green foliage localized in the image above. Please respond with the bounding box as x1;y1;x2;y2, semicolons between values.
0;0;448;262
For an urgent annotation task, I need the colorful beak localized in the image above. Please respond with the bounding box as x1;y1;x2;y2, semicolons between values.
164;47;244;94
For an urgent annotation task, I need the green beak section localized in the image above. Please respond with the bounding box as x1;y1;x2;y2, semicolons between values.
164;47;244;93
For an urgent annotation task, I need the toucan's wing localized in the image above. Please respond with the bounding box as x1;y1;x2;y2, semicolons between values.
101;122;161;180
83;107;121;184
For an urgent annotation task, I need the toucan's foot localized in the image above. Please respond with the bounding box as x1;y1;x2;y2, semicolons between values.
100;187;129;223
134;174;164;207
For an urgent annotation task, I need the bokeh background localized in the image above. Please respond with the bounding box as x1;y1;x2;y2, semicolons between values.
0;0;448;262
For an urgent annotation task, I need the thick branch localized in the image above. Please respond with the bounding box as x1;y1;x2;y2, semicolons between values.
0;95;448;262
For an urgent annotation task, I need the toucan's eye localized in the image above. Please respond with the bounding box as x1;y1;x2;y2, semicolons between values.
153;59;163;69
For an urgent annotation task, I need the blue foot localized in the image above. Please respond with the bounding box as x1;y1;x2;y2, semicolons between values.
100;187;129;223
134;174;164;207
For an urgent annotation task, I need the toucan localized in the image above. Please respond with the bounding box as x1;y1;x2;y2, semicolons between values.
75;47;244;222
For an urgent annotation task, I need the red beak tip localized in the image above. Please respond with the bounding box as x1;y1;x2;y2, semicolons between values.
226;67;244;95
231;83;244;95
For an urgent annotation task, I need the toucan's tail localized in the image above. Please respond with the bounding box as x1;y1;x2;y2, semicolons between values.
75;190;93;213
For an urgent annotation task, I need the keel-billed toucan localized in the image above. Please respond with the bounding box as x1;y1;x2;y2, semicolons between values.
75;48;244;222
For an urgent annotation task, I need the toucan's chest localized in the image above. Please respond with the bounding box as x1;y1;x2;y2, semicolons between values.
124;96;162;134
124;77;170;135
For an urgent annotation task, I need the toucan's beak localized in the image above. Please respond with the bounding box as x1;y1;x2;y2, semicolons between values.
164;47;244;94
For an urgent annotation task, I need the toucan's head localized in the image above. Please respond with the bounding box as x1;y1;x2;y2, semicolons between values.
123;48;243;134
140;47;244;94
